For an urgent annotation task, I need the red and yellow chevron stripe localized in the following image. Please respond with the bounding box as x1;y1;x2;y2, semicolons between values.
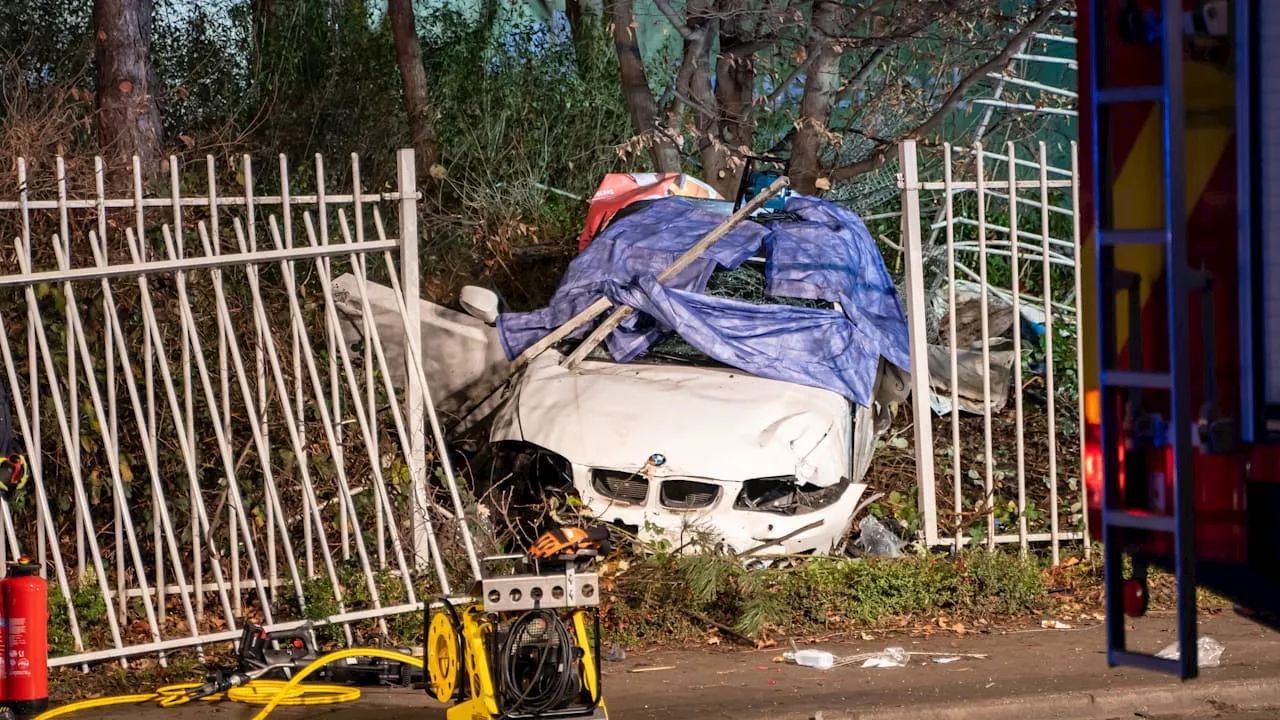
1078;1;1238;416
1077;3;1247;553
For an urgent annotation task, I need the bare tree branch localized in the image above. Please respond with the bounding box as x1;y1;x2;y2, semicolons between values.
832;45;890;107
827;0;1069;183
652;0;694;40
765;46;819;106
720;35;787;58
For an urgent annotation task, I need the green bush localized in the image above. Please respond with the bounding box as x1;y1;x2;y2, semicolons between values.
603;549;1051;645
961;548;1046;615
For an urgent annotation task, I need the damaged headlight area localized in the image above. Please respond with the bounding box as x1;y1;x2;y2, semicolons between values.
482;441;576;508
733;475;851;515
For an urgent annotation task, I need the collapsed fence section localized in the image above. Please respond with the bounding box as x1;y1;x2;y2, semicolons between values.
0;149;479;667
897;139;1087;562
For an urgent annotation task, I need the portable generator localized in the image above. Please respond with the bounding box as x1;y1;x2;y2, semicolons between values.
425;527;609;720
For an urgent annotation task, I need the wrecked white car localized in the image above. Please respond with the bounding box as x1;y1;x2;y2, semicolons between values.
482;332;885;557
333;193;910;558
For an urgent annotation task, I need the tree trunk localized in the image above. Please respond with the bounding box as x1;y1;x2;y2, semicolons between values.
565;0;593;73
790;0;843;195
713;6;756;198
610;0;681;173
93;0;163;179
387;0;439;175
675;0;727;193
250;0;276;71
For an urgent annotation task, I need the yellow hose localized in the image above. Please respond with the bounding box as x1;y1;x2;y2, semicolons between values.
32;693;159;720
246;648;423;720
33;648;424;720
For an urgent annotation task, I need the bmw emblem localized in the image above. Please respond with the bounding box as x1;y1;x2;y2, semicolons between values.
649;453;666;466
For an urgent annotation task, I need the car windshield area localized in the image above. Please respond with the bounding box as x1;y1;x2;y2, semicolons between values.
555;259;835;367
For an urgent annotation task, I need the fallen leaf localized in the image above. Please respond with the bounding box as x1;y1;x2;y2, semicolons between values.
951;623;966;635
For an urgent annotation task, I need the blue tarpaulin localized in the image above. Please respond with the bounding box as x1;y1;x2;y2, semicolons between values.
496;195;910;407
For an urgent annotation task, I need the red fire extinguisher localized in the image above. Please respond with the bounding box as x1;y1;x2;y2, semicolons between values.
0;568;8;716
3;559;46;718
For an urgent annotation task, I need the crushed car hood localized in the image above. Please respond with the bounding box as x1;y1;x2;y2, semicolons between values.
490;351;852;487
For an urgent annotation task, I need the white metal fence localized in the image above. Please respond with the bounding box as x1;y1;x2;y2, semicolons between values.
0;149;479;667
0;139;1089;666
897;139;1087;562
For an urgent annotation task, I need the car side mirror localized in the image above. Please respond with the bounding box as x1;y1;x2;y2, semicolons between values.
460;285;500;325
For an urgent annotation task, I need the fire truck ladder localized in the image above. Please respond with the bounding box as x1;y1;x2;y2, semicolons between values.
1089;0;1199;679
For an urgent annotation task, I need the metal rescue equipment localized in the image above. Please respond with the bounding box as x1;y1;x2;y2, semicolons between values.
1082;0;1280;681
1087;0;1202;679
425;526;609;720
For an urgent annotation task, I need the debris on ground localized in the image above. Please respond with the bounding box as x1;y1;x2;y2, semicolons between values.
782;649;835;669
850;515;903;558
606;643;627;662
860;647;909;668
1155;636;1225;668
1041;619;1073;630
774;648;991;670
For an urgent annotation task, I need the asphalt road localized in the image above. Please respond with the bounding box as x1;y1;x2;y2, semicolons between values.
49;612;1280;720
1134;711;1279;720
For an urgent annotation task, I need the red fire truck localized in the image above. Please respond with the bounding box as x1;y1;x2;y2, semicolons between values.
1079;0;1279;679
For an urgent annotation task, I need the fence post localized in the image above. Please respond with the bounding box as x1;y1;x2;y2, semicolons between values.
1071;141;1090;560
397;148;430;571
898;140;939;547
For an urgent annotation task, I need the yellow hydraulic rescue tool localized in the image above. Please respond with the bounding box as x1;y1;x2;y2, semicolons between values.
426;526;610;720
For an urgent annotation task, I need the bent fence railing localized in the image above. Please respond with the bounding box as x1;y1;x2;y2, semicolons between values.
897;139;1088;563
0;149;478;667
